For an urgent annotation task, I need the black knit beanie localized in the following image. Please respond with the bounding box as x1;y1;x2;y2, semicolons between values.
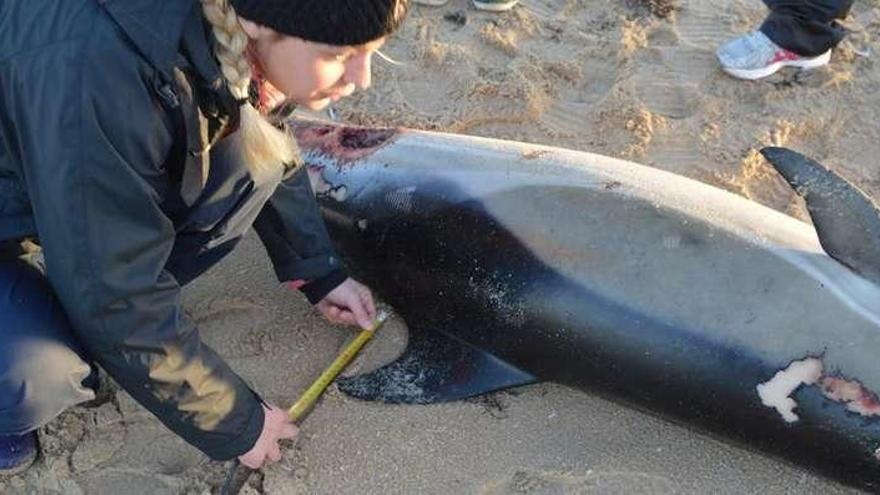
229;0;409;46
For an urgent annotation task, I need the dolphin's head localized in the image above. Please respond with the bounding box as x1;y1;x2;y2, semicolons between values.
295;120;401;224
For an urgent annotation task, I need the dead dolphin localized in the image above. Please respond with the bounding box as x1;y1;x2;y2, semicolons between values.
295;122;880;491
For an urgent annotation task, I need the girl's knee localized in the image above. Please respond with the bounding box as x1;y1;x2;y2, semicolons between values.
1;261;95;434
0;342;96;435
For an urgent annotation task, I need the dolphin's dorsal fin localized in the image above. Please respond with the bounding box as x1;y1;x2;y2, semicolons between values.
337;327;537;404
761;147;880;285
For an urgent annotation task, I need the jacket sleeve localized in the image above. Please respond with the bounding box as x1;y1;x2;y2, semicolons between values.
8;34;263;459
253;166;348;303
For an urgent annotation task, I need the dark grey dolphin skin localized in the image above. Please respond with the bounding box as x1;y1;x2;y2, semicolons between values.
295;123;880;492
761;147;880;286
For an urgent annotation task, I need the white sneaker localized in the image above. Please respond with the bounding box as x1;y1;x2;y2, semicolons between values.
716;31;831;81
472;0;519;12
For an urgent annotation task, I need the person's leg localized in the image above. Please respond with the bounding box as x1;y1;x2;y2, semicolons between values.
0;257;96;474
761;0;855;56
717;0;853;80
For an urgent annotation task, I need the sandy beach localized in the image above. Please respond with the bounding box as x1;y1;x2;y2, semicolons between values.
3;0;879;493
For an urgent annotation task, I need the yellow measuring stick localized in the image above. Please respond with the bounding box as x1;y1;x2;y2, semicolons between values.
288;309;390;422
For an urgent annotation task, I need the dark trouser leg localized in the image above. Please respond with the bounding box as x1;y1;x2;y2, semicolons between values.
761;0;855;56
0;259;96;435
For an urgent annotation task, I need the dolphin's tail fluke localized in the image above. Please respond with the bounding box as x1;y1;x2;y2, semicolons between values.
761;147;880;285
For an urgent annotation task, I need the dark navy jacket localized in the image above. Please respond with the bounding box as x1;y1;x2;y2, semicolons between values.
0;0;345;459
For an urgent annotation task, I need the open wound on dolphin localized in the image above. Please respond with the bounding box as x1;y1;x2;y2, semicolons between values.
293;123;397;163
757;357;880;423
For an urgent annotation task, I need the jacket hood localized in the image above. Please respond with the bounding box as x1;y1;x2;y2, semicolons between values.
99;0;200;81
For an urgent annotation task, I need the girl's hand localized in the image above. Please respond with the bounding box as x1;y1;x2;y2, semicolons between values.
239;404;298;469
315;278;376;329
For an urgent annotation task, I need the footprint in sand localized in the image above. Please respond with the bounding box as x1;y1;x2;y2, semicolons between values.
632;46;714;120
647;121;706;176
630;0;739;120
538;53;617;138
676;0;740;49
539;98;594;139
481;469;680;494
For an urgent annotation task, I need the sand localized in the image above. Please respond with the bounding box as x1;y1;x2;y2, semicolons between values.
3;0;879;493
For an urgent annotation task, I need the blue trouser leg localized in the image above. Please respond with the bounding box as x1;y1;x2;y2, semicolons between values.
761;0;855;56
0;258;96;435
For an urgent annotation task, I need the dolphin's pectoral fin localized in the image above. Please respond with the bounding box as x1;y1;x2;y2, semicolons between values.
337;330;537;404
761;147;880;285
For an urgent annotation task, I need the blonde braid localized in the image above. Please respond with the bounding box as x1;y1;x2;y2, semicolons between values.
200;0;297;178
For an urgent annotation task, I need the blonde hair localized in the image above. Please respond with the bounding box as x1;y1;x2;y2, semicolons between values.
200;0;297;178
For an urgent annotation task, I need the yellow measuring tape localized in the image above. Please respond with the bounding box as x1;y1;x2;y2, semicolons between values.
220;309;392;495
288;309;390;422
